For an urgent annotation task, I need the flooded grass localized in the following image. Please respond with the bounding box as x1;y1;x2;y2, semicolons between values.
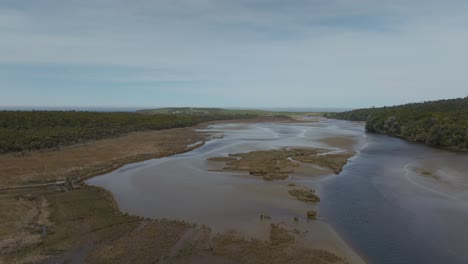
288;188;320;203
208;148;354;180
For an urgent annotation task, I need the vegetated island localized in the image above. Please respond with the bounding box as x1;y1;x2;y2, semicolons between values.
326;96;468;150
207;147;355;203
207;147;355;226
208;148;354;180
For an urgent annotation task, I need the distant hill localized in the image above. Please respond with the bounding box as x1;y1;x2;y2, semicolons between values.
138;107;274;115
326;97;468;150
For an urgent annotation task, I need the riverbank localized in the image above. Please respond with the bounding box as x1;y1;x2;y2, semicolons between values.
0;117;365;263
0;122;210;263
326;97;468;151
0;115;293;186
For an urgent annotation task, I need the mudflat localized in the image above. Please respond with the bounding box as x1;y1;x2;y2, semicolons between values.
0;118;365;264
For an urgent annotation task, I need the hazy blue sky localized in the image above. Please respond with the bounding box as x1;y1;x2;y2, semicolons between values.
1;0;467;108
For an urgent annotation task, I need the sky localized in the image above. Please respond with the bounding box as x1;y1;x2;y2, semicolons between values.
1;0;468;109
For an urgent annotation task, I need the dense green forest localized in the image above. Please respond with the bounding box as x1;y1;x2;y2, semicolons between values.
0;111;256;153
326;97;468;150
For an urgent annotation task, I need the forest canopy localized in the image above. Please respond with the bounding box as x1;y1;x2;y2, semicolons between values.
0;111;256;153
326;97;468;150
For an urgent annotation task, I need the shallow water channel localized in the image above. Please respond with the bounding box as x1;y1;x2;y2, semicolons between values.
87;119;468;263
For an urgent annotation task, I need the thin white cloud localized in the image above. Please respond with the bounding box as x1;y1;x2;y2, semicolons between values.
1;0;467;107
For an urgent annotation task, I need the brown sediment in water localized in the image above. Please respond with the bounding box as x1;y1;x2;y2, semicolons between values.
207;148;355;180
412;167;441;180
148;222;352;264
404;160;468;206
207;223;349;264
319;136;358;152
0;186;356;264
269;224;295;245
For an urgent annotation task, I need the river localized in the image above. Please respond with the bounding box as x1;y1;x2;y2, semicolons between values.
87;118;468;263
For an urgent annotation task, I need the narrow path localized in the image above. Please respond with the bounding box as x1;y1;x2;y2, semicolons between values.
0;182;59;191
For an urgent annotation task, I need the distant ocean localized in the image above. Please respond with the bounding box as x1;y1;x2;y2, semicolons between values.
225;107;353;113
0;106;353;113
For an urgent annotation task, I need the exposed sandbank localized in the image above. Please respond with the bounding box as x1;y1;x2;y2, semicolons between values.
404;159;468;202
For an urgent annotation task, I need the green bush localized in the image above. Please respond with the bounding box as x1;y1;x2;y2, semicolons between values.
328;97;468;150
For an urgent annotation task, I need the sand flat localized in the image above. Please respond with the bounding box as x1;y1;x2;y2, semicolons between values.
88;120;366;263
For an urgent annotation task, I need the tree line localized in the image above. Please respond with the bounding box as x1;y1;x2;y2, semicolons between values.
0;111;256;153
326;97;468;150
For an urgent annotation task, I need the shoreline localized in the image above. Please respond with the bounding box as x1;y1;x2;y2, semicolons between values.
0;117;366;263
329;117;467;152
87;120;366;263
0;115;293;187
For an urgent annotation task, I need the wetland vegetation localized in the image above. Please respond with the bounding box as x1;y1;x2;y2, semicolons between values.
0;111;256;153
288;188;320;203
1;113;359;263
207;148;355;180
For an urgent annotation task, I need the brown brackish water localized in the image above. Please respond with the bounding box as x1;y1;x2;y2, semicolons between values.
88;120;365;230
88;118;468;264
88;118;366;262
